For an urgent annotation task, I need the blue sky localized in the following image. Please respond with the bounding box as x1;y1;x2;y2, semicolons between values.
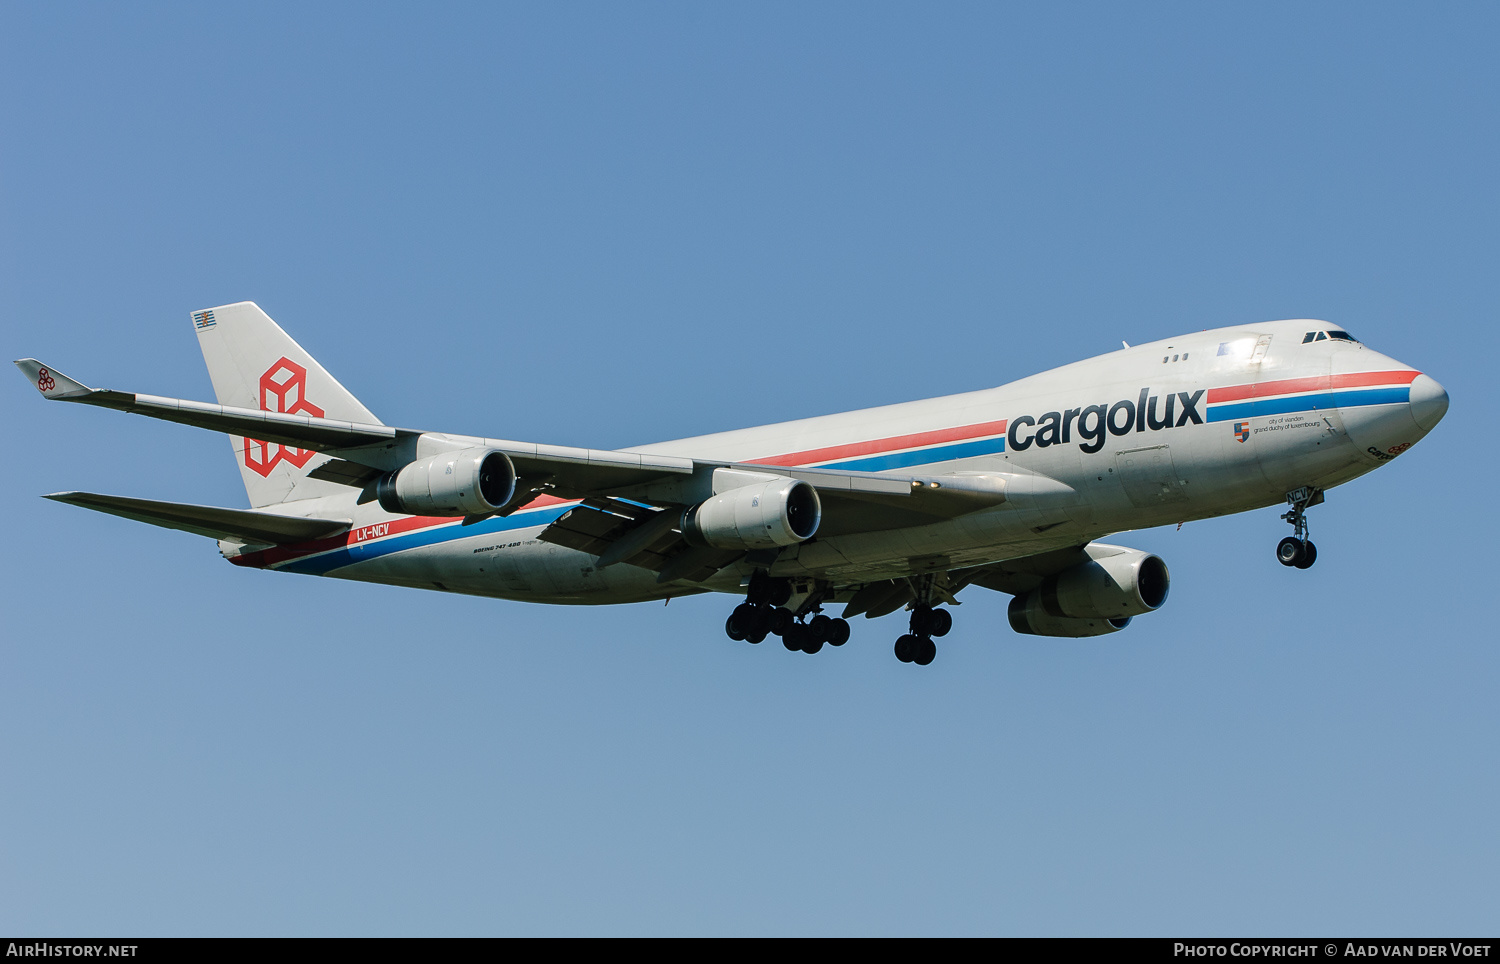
2;2;1496;935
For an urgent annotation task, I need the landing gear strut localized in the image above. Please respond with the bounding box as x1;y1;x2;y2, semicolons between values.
724;572;850;654
1277;486;1321;570
894;575;954;666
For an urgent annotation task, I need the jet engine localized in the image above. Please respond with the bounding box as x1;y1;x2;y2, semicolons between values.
1007;548;1170;637
376;447;517;517
680;476;821;550
1007;597;1132;637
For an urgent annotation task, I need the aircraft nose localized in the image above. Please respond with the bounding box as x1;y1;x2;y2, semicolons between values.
1408;373;1449;432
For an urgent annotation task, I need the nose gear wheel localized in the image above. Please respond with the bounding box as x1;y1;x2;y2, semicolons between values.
1276;486;1322;569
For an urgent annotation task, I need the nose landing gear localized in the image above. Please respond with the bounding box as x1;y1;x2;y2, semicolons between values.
1276;486;1322;569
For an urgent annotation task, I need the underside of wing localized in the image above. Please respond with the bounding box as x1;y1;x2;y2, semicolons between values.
536;498;744;584
959;544;1095;595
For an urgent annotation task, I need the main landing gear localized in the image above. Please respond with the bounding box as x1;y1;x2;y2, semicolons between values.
723;572;850;654
1276;486;1322;570
894;604;951;666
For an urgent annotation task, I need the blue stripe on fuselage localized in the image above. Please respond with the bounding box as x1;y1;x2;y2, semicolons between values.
275;505;572;575
1207;386;1411;423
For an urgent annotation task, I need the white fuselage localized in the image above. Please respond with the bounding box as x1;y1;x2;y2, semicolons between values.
228;319;1443;604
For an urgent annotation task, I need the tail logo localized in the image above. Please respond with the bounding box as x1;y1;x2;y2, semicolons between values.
36;367;55;392
244;357;325;477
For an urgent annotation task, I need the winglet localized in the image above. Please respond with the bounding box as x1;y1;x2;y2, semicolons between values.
13;359;94;399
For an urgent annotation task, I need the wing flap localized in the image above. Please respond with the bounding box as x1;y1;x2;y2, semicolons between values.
43;491;351;546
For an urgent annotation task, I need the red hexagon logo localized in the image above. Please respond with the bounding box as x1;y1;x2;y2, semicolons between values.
243;357;325;477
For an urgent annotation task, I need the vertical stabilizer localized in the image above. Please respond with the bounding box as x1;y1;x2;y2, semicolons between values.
193;302;382;508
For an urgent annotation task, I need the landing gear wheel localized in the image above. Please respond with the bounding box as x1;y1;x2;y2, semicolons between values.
911;607;953;638
808;614;832;644
749;606;774;638
913;637;937;666
783;624;807;652
1276;536;1305;567
726;604;754;640
770;607;793;637
1294;540;1317;569
802;637;824;655
827;619;850;647
895;634;919;663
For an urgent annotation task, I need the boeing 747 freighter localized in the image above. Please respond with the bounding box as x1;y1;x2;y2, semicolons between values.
17;303;1448;665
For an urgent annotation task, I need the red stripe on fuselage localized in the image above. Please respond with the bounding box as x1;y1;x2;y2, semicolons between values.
745;418;1010;468
231;512;462;568
1207;370;1418;404
230;495;580;569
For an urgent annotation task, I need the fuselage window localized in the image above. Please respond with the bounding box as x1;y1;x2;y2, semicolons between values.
1327;331;1359;343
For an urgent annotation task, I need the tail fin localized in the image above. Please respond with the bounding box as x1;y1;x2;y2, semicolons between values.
193;302;382;508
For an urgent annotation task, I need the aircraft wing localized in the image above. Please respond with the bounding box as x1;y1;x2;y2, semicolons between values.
831;545;1101;619
959;545;1096;595
18;359;1030;581
15;357;696;493
18;356;1018;509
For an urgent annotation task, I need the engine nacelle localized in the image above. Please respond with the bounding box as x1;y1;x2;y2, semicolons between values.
1005;546;1169;637
1039;547;1169;620
1008;595;1132;637
680;476;821;550
376;447;517;517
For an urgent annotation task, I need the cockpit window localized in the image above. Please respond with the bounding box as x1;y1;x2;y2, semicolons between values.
1303;330;1360;344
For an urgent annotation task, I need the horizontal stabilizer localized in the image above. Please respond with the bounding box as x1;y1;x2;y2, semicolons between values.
44;491;350;546
15;358;92;399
